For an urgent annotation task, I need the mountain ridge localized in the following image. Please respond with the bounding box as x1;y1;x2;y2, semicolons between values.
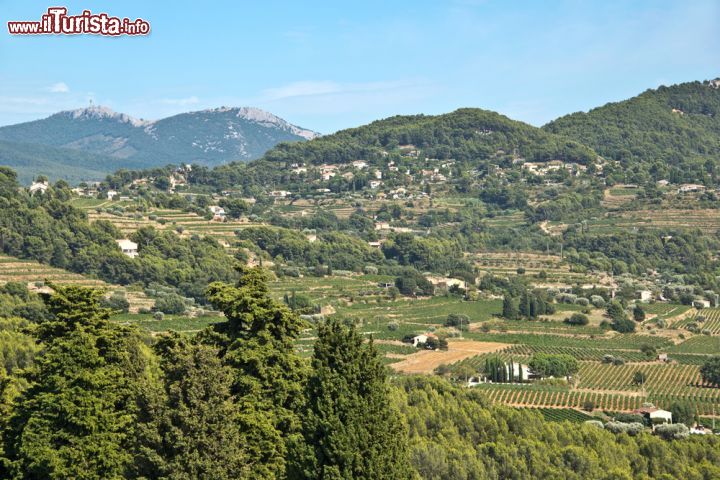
0;105;319;182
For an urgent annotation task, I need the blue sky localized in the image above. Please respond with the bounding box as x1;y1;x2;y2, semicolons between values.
0;0;718;133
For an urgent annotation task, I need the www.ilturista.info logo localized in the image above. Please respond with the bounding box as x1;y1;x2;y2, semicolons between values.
7;7;150;36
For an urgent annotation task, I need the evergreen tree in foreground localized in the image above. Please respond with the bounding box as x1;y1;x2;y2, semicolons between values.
134;334;249;479
1;285;151;479
295;318;413;480
203;265;309;478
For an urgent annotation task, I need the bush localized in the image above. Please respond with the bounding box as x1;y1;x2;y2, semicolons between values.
612;317;636;333
575;297;590;307
564;313;589;326
101;293;130;313
582;400;595;412
655;423;689;440
153;311;165;321
605;421;645;436
445;313;470;330
153;293;187;315
614;413;646;425
590;295;606;308
387;322;399;331
585;420;604;429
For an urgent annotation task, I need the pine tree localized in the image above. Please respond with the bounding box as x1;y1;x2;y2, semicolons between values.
2;285;150;479
294;318;413;479
204;265;309;478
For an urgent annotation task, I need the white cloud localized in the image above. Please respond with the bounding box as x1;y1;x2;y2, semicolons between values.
261;81;342;100
159;96;200;106
49;82;69;93
259;79;428;102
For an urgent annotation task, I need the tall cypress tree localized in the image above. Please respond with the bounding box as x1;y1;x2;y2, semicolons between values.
295;318;413;479
502;295;518;320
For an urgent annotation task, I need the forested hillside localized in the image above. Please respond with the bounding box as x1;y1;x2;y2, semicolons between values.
1;274;718;479
544;80;720;183
262;108;596;165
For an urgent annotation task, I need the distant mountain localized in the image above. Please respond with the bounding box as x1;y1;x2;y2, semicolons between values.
0;105;318;183
544;79;720;170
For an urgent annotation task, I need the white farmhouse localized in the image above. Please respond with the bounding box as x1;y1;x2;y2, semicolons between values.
633;406;672;425
116;239;139;258
637;290;653;302
29;180;49;195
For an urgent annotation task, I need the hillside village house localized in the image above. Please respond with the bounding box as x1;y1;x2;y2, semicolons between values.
29;180;49;195
320;164;338;181
637;290;653;302
107;190;119;200
409;333;437;347
428;276;467;292
633;406;672;426
678;184;705;194
208;205;226;220
269;190;291;198
693;299;711;309
351;160;368;169
115;239;139;258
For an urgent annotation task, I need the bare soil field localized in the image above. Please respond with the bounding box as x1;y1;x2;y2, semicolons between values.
391;340;509;374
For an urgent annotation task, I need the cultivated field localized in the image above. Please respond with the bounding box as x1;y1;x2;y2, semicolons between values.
0;254;154;312
390;340;509;374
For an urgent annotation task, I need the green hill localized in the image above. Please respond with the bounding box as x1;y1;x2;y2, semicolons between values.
262;107;596;166
0;140;118;184
544;79;720;179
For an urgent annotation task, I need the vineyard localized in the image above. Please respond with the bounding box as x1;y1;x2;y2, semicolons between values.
673;308;720;334
535;408;595;423
0;255;153;312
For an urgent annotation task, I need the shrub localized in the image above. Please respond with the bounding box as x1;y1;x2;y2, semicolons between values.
387;322;399;331
153;293;187;315
585;420;604;429
614;413;645;425
655;423;690;440
101;293;130;313
575;297;590;307
605;421;645;436
565;313;589;326
153;311;165;321
583;400;595;412
445;313;470;330
590;295;606;308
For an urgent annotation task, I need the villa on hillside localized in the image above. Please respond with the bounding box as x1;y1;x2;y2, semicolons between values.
208;205;227;221
633;406;673;426
29;180;49;195
116;239;139;258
